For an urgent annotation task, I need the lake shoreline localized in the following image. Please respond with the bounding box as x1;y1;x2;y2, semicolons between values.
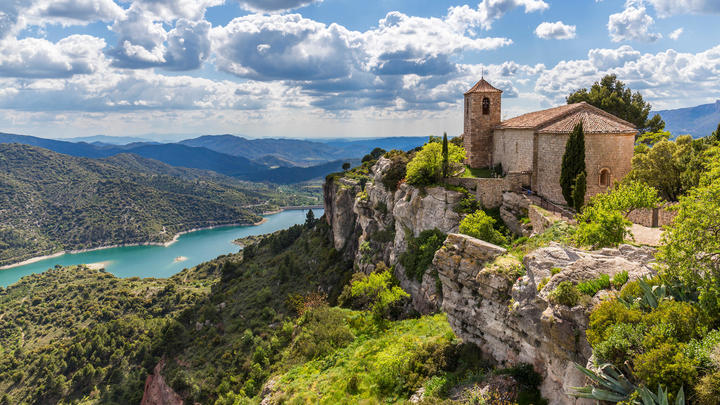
0;207;320;271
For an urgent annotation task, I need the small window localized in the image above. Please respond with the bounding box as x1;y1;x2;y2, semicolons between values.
482;97;490;115
465;98;470;116
599;169;611;187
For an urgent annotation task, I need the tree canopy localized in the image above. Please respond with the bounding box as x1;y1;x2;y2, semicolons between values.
567;74;665;134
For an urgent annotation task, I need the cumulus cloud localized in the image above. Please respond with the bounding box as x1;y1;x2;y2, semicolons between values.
535;44;720;109
608;2;661;42
669;28;683;40
364;11;512;77
447;0;549;31
534;21;576;39
646;0;720;17
0;35;106;78
237;0;323;12
30;0;124;25
109;7;211;70
131;0;223;21
212;14;358;81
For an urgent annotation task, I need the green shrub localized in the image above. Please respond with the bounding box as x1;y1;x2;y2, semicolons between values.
593;323;646;367
400;229;447;282
406;141;465;186
612;271;629;289
575;181;660;248
381;151;409;192
586;300;643;346
286;306;354;363
633;343;698;396
548;282;580;307
340;267;409;324
459;210;507;246
643;300;707;345
577;274;611;296
695;371;720;405
551;267;562;276
684;329;720;370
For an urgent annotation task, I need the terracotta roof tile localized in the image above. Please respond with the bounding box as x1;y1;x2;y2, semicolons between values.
465;78;502;95
497;102;637;134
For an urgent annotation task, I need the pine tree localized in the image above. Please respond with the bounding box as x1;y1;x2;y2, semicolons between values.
572;172;587;212
441;132;449;178
305;209;315;227
560;122;586;207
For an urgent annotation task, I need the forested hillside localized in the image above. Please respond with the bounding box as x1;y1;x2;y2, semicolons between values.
0;144;316;266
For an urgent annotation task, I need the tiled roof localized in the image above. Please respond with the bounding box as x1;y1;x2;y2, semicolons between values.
497;102;637;134
465;78;503;95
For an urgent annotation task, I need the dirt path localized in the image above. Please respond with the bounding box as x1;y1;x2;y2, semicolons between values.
630;224;663;246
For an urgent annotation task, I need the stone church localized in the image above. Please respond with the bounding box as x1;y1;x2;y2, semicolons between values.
462;78;636;205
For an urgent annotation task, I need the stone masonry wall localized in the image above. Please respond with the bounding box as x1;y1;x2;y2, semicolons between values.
535;133;635;204
627;204;678;228
492;128;534;173
464;91;501;168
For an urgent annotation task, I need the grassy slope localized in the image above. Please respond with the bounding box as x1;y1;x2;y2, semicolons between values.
0;144;318;266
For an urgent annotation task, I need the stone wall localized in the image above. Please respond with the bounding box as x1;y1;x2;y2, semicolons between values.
535;132;635;204
445;173;529;209
627;204;678;228
464;91;501;168
493;128;534;173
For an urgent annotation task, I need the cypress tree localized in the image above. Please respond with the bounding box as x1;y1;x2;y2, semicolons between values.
560;122;586;207
441;132;449;178
572;172;587;212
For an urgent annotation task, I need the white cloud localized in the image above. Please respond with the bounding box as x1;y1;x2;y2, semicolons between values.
608;3;661;42
534;21;576;39
131;0;224;21
0;35;106;78
669;28;683;40
237;0;322;12
212;14;359;81
535;44;720;109
447;0;549;31
29;0;124;25
646;0;720;17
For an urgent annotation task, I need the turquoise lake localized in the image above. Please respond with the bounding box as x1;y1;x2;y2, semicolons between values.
0;209;323;287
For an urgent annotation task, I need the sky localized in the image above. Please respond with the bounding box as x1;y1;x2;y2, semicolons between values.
1;0;719;140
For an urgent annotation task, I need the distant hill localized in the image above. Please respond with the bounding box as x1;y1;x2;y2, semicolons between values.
243;158;361;184
0;144;317;266
655;100;720;138
180;134;346;166
59;135;155;145
317;136;429;153
0;132;263;176
180;134;429;167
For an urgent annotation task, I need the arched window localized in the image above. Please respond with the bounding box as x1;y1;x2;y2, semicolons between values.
482;97;490;115
599;168;611;187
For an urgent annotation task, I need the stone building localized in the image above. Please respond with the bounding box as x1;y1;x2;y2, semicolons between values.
463;78;636;204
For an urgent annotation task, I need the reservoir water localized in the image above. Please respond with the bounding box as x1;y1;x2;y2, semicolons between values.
0;209;323;287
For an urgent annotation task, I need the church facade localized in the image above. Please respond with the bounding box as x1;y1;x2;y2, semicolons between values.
463;79;637;205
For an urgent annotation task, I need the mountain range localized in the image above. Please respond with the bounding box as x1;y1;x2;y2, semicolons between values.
0;132;427;184
655;100;720;138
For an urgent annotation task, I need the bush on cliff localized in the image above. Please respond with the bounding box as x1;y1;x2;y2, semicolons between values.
400;229;447;282
381;150;410;192
459;210;507;247
406;141;465;186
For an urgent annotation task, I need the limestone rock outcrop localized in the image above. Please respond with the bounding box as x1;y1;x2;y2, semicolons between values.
435;237;656;405
141;360;184;405
324;157;465;313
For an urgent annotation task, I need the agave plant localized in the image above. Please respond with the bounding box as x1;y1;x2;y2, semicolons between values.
636;385;685;405
569;362;686;405
569;363;635;402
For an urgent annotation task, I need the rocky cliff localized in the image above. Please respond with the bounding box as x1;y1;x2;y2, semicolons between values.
323;157;658;404
324;157;465;312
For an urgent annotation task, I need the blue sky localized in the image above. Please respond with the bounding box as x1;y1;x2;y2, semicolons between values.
0;0;719;140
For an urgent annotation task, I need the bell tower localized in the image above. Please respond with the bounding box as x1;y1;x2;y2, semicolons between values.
463;78;502;168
